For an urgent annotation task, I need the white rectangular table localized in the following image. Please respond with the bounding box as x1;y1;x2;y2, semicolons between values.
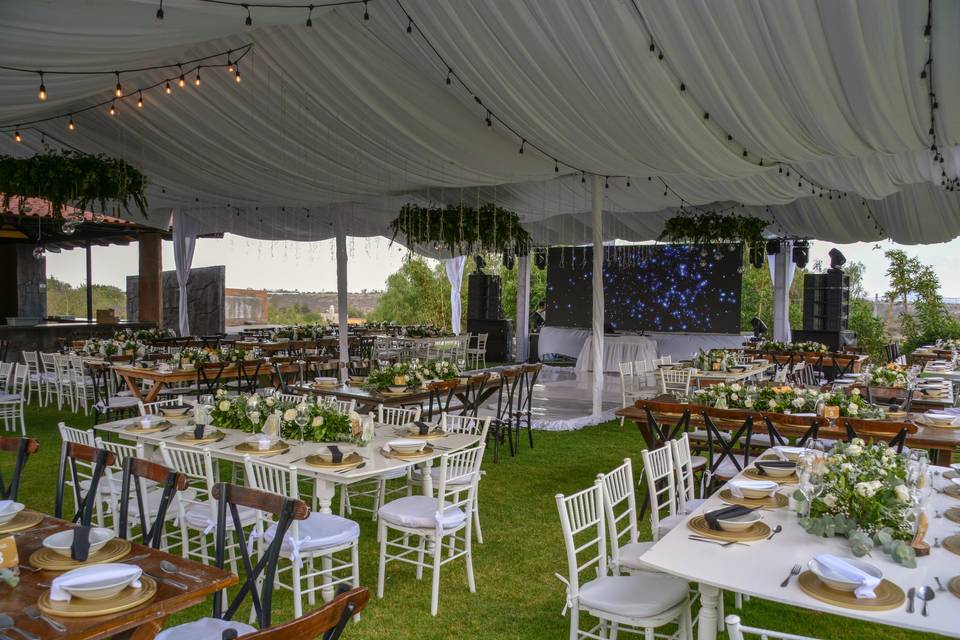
639;469;960;640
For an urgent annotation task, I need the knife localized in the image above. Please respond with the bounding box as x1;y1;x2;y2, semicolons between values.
907;587;916;613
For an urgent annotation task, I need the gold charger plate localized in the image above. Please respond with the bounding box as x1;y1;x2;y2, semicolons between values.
944;485;960;499
942;534;960;557
945;507;960;524
944;470;959;480
380;390;413;397
175;430;226;445
30;538;132;571
686;515;770;542
381;445;435;460
743;467;798;484
234;440;290;456
718;489;788;510
0;510;44;534
125;420;171;434
915;417;960;429
401;428;448;441
948;576;960;599
304;451;364;470
38;574;157;618
797;571;904;611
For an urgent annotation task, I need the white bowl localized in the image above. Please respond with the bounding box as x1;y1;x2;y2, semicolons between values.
771;446;807;461
43;527;115;558
388;439;426;455
314;376;338;385
387;385;408;393
729;480;778;499
808;557;882;593
159;404;191;417
0;502;24;525
754;461;797;478
924;412;956;426
706;507;762;532
315;444;354;461
59;563;142;601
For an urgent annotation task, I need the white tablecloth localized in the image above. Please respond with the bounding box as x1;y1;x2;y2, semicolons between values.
538;326;592;359
646;332;748;361
575;335;658;373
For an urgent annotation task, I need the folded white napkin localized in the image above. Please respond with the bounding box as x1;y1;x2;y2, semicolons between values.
248;434;274;451
50;563;141;602
950;477;960;487
944;408;960;417
814;554;880;599
729;480;776;498
0;500;13;514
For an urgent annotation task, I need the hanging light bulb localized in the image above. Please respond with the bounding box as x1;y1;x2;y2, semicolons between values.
38;72;46;101
244;4;252;26
32;246;45;261
362;0;369;20
164;80;172;94
156;0;164;20
14;130;21;143
137;91;143;108
194;69;201;86
178;65;185;88
67;115;75;131
234;64;241;83
114;72;122;97
306;4;313;27
227;50;234;73
109;100;117;116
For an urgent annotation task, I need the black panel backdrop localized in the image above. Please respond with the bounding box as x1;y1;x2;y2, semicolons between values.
545;244;742;333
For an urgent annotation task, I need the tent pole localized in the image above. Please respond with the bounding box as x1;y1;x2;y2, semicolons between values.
85;241;93;322
335;215;349;382
773;246;790;342
591;175;604;416
515;254;530;362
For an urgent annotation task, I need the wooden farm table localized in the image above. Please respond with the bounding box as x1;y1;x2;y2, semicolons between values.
291;376;500;416
749;351;869;372
2;512;236;640
616;399;960;465
683;363;771;385
112;362;300;404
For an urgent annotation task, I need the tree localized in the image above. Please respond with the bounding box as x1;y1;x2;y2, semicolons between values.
366;256;451;327
46;277;126;318
883;249;919;339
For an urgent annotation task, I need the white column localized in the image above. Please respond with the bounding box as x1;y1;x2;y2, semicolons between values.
443;256;467;335
335;215;349;382
591;175;604;416
515;254;531;362
771;243;792;342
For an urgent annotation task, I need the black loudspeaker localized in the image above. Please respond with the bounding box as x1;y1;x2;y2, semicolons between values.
802;270;849;332
467;319;513;362
467;273;502;320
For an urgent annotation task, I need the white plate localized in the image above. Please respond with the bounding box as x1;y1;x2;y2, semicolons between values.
0;502;24;525
754;461;797;478
808;557;881;593
313;444;355;461
43;527;115;558
922;412;956;426
729;480;778;499
387;438;427;455
59;563;142;601
314;377;338;385
706;507;762;532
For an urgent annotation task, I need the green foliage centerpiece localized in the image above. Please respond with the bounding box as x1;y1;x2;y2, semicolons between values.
658;212;768;265
365;359;461;391
864;364;907;388
272;323;327;340
799;440;917;567
693;348;738;372
692;383;885;418
757;340;829;353
210;390;359;443
390;203;530;256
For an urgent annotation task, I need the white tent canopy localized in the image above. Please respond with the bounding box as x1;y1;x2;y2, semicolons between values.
0;0;959;244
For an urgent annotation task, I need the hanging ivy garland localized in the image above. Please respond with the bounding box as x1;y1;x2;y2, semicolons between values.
0;150;148;219
390;202;531;255
658;212;769;267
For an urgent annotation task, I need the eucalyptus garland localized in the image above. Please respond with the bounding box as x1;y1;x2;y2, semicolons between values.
0;150;148;219
390;202;530;255
659;212;768;265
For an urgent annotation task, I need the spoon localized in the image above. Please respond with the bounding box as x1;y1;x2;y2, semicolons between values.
24;606;65;634
907;587;916;613
160;560;202;583
767;525;783;540
0;613;38;640
918;585;935;617
934;577;946;592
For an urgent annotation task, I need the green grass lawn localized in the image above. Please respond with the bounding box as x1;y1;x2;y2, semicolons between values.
14;404;944;639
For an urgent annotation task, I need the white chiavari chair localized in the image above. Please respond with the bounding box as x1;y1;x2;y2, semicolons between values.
0;364;26;435
39;353;63;408
598;459;654;575
670;434;707;514
21;351;42;405
657;368;692;396
725;615;821;640
641;443;685;541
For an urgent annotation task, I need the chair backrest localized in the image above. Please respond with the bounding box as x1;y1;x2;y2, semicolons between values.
459;372;491;417
318;396;356;414
618;361;634;379
58;422;96;446
39;352;57;375
275;392;307;405
55;442;115;524
159;443;218;524
435;444;485;531
841;417;914;453
598;459;638;570
0;437;38;501
118;457;188;548
702;410;755;479
378;404;421;426
640;443;677;541
0;363;12;391
657;367;692;395
518;364;542;413
210;483;309;629
495;367;522;422
555;482;607;600
10;363;27;396
669;434;697;512
426;379;458;420
239;586;370;640
139;395;185;416
22;351;39;375
440;413;491;440
195;361;227;398
236;359;265;394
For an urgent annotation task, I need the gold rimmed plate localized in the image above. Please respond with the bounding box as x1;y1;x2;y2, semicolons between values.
945;506;960;524
304;451;364;470
175;430;226;445
743;467;798;484
400;427;448;440
38;575;157;618
234;440;290;456
686;515;770;542
797;571;904;611
30;538;132;571
944;485;960;499
381;444;435;460
942;534;960;557
718;489;788;510
0;510;44;534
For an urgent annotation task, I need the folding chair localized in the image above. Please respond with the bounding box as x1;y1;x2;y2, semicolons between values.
55;442;115;525
0;437;38;501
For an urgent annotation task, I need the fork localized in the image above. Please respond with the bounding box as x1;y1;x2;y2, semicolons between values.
780;564;801;588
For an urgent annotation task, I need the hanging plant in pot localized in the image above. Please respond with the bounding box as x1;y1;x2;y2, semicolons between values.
658;212;769;268
0;150;148;219
390;202;530;256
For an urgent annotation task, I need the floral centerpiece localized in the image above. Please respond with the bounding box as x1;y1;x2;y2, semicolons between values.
272;323;327;340
176;347;214;366
864;363;907;388
757;340;829;353
209;390;360;443
403;325;447;339
819;387;886;419
936;338;960;351
693;383;822;413
798;439;916;567
114;327;174;342
365;359;461;391
693;348;738;372
83;338;120;357
217;346;249;363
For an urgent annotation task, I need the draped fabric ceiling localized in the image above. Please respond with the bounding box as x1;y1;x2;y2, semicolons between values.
1;0;960;248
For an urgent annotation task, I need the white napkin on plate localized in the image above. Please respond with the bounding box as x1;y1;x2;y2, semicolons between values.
248;434;273;451
814;554;880;599
50;563;142;602
950;477;960;487
728;480;776;498
0;500;13;514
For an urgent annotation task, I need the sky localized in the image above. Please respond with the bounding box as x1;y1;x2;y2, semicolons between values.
46;233;960;300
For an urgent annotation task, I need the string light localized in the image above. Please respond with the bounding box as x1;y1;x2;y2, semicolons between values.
445;68;452;85
14;130;21;143
518;139;525;155
137;91;144;108
235;64;241;83
108;101;116;116
227;53;234;73
114;72;122;97
164;80;172;94
194;69;201;86
67;115;75;131
306;4;313;26
178;65;186;88
37;72;46;101
485;110;492;127
156;0;164;19
406;18;412;33
362;0;369;20
244;3;252;26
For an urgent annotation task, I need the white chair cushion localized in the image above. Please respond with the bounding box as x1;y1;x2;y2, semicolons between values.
682;498;706;515
265;512;359;554
686;430;730;442
378;495;467;530
616;541;655;570
185;500;258;531
656;513;685;539
155;617;255;640
95;396;140;411
578;573;688;618
378;467;408;481
712;456;759;479
0;394;22;403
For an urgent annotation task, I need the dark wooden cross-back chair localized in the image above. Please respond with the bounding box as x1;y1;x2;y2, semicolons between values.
235;358;265;395
425;379;458;421
117;457;188;549
196;361;228;400
515;364;542;449
457;372;491;418
0;437;38;501
637;399;692;447
768;352;795;379
489;368;522;462
702;408;756;492
270;357;300;393
89;362;138;424
865;385;913;414
200;335;223;350
841;417;915;454
55;442;115;525
829;353;858;381
234;586;369;640
759;414;823;448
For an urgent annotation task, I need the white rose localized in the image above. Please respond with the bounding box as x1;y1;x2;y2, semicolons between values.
854;482;875;498
882;447;896;458
792;397;805;408
218;400;231;411
822;494;837;508
744;399;754;408
840;463;853;473
717;382;726;389
265;397;276;407
297;403;309;413
731;383;741;392
847;444;862;456
847;403;859;416
282;408;298;422
768;399;777;409
731;393;739;401
851;438;865;447
311;416;324;427
216;389;227;398
246;395;259;407
851;387;861;396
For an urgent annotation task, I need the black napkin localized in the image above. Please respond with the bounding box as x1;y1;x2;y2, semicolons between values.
756;461;795;471
193;423;206;440
414;421;432;435
327;445;343;463
71;525;92;562
704;506;754;531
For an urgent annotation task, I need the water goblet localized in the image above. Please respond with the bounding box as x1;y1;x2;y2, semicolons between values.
247;409;262;430
295;405;310;444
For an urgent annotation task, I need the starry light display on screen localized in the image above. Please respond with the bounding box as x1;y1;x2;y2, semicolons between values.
545;244;742;333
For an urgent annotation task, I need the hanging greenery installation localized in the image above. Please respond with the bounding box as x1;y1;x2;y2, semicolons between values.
0;150;148;219
659;212;769;267
390;202;530;256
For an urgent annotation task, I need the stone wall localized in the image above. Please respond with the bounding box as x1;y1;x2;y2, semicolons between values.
128;266;225;336
225;288;268;325
16;244;46;319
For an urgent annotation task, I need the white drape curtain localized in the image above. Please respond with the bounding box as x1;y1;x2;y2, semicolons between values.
767;242;796;343
515;255;531;362
443;257;467;335
334;216;349;381
172;211;197;338
590;175;605;416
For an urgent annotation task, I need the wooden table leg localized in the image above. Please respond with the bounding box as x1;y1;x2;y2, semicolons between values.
113;615;168;640
933;446;954;466
140;381;166;404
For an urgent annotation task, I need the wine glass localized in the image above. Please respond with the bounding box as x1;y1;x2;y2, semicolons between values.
294;404;310;444
246;409;262;431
